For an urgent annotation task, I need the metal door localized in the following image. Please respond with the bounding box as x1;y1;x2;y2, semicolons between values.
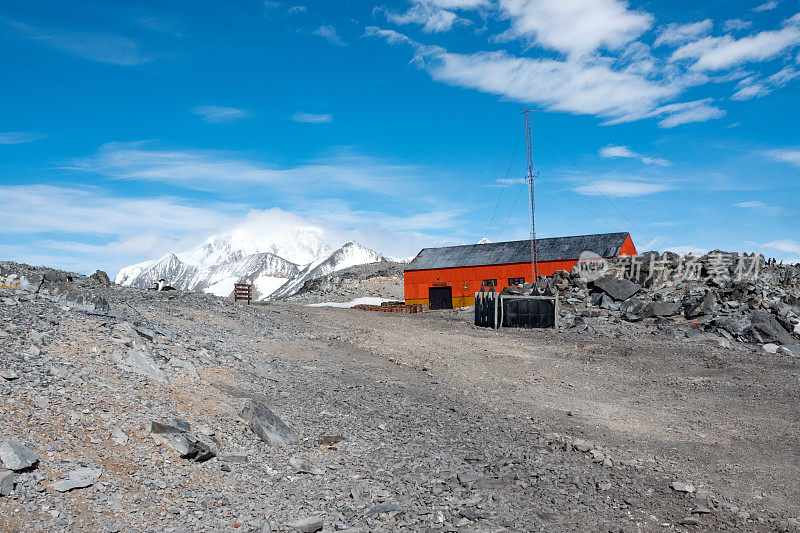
428;286;453;310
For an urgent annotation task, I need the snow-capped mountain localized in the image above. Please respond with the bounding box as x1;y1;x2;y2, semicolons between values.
115;227;385;301
268;241;385;300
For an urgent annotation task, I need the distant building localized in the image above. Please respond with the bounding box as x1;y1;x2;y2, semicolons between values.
404;232;637;309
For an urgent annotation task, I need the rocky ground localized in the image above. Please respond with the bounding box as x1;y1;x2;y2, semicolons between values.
1;260;799;532
284;262;404;304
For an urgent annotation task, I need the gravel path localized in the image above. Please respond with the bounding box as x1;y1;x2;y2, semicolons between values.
1;266;798;531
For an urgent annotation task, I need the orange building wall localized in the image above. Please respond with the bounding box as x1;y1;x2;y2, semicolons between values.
404;235;637;307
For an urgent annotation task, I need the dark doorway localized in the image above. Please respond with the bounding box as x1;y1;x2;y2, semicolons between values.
428;286;453;310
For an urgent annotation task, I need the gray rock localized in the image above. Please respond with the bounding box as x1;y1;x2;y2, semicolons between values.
121;349;167;383
713;315;751;338
89;270;111;285
762;343;779;354
367;502;407;515
289;455;322;475
150;419;220;462
134;327;155;342
111;427;128;445
260;521;272;533
43;283;110;314
622;299;681;319
240;401;297;445
591;275;641;301
686;290;717;319
778;344;800;357
0;470;14;496
0;438;39;471
0;369;18;381
287;515;323;533
51;466;102;492
599;294;620;311
684;335;731;349
749;310;793;345
670;481;696;493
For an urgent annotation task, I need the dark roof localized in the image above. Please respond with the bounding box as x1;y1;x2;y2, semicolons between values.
405;232;630;271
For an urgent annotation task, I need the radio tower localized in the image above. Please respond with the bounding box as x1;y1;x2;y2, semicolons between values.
522;109;538;281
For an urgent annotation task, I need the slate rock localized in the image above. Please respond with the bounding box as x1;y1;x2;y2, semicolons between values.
150;419;220;462
51;466;102;492
0;470;14;496
240;401;297;445
367;502;407;516
289;455;323;475
287;515;324;533
749;310;793;345
0;438;39;471
120;349;167;383
670;481;695;493
591;275;641;302
44;283;110;313
686;291;717;319
778;344;800;357
622;300;681;319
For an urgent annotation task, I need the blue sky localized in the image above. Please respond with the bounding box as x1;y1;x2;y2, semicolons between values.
1;0;799;274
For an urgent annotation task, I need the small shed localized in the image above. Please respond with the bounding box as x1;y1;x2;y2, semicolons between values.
404;232;637;309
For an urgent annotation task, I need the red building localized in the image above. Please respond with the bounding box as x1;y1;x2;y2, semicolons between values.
404;232;637;309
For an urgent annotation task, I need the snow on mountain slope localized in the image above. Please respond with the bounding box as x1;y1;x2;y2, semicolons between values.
268;241;385;300
179;223;330;267
115;222;385;300
115;251;299;298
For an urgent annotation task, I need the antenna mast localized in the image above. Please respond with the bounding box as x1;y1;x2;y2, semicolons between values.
522;109;538;281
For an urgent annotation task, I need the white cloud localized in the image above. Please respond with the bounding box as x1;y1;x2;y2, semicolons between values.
724;19;753;32
671;16;800;71
734;200;782;214
753;1;779;12
385;3;461;33
765;148;800;166
728;67;797;100
573;179;672;197
383;0;488;33
599;144;670;166
291;112;333;123
763;239;800;254
0;131;46;144
287;5;306;14
368;27;728;128
313;25;345;46
0;185;460;274
192;105;250;124
654;19;713;47
70;142;433;196
647;99;726;128
497;0;653;57
7;19;150;66
367;28;686;124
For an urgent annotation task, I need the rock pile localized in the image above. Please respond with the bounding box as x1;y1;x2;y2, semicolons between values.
502;251;800;352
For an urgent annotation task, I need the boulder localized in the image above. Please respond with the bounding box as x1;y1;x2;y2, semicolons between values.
51;466;102;492
287;516;324;533
0;438;38;471
0;470;14;496
622;299;681;319
778;344;800;357
89;270;111;285
43;283;110;314
240;401;297;445
685;291;717;319
117;349;167;383
150;418;220;462
749;310;793;345
591;275;641;302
